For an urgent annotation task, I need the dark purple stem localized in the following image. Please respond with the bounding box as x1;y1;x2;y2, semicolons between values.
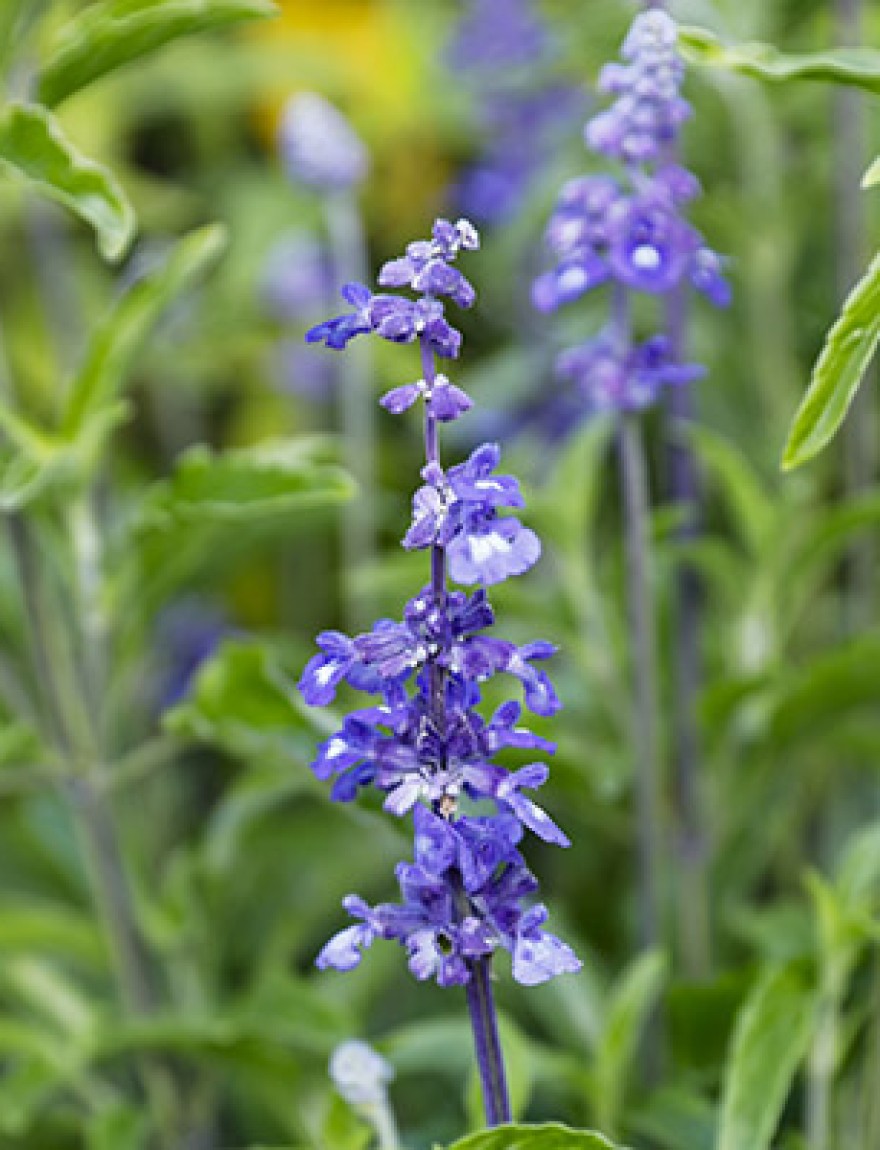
465;956;511;1126
614;287;663;955
419;333;510;1127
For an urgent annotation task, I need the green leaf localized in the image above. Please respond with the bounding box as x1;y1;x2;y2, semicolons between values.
62;223;227;436
123;437;354;604
0;102;134;261
862;157;880;189
592;951;666;1134
37;0;279;107
0;1;48;72
0;904;105;967
717;964;818;1150
0;401;127;511
443;1125;622;1150
782;251;880;469
680;26;880;94
686;424;774;556
86;1104;148;1150
164;640;302;762
767;637;880;751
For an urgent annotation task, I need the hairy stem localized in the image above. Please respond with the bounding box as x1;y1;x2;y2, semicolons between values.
618;414;663;952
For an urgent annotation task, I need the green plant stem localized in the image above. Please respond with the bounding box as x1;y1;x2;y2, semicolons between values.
0;323;175;1138
618;412;663;955
807;980;841;1150
325;189;376;630
834;0;874;633
859;955;880;1148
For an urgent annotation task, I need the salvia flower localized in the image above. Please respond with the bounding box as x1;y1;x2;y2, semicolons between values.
534;7;730;420
278;93;369;192
299;217;579;995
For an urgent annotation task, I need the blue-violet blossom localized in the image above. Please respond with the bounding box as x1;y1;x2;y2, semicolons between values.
533;8;730;418
300;217;579;989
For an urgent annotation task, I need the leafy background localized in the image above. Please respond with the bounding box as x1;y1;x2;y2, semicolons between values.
0;0;879;1148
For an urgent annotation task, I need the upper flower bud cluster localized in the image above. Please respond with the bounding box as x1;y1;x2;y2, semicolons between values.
306;218;479;361
533;7;730;418
586;9;690;165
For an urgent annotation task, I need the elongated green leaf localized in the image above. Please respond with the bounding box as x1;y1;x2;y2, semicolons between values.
680;27;880;94
768;637;880;750
37;0;279;107
686;425;774;556
717;964;817;1150
0;102;134;261
782;251;880;469
863;157;880;189
593;951;666;1134
444;1126;622;1150
62;223;227;436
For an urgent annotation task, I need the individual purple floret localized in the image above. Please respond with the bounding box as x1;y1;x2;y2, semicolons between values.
301;216;578;1126
278;93;369;192
403;445;541;586
533;7;730;419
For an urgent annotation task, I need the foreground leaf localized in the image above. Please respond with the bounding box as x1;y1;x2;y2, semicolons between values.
123;437;354;604
0;102;134;261
680;27;880;94
717;964;817;1150
592;951;666;1134
62;223;227;437
37;0;279;107
863;157;880;189
444;1126;622;1150
782;251;880;469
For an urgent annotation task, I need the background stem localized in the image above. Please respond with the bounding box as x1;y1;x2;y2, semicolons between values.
834;0;874;633
665;289;711;977
618;416;664;954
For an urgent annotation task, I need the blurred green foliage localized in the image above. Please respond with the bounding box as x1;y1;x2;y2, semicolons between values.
0;1;878;1148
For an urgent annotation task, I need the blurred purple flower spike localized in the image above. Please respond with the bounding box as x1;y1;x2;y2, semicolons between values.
278;92;369;192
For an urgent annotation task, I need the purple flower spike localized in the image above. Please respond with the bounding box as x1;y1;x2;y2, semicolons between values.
301;216;576;1038
533;5;729;423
